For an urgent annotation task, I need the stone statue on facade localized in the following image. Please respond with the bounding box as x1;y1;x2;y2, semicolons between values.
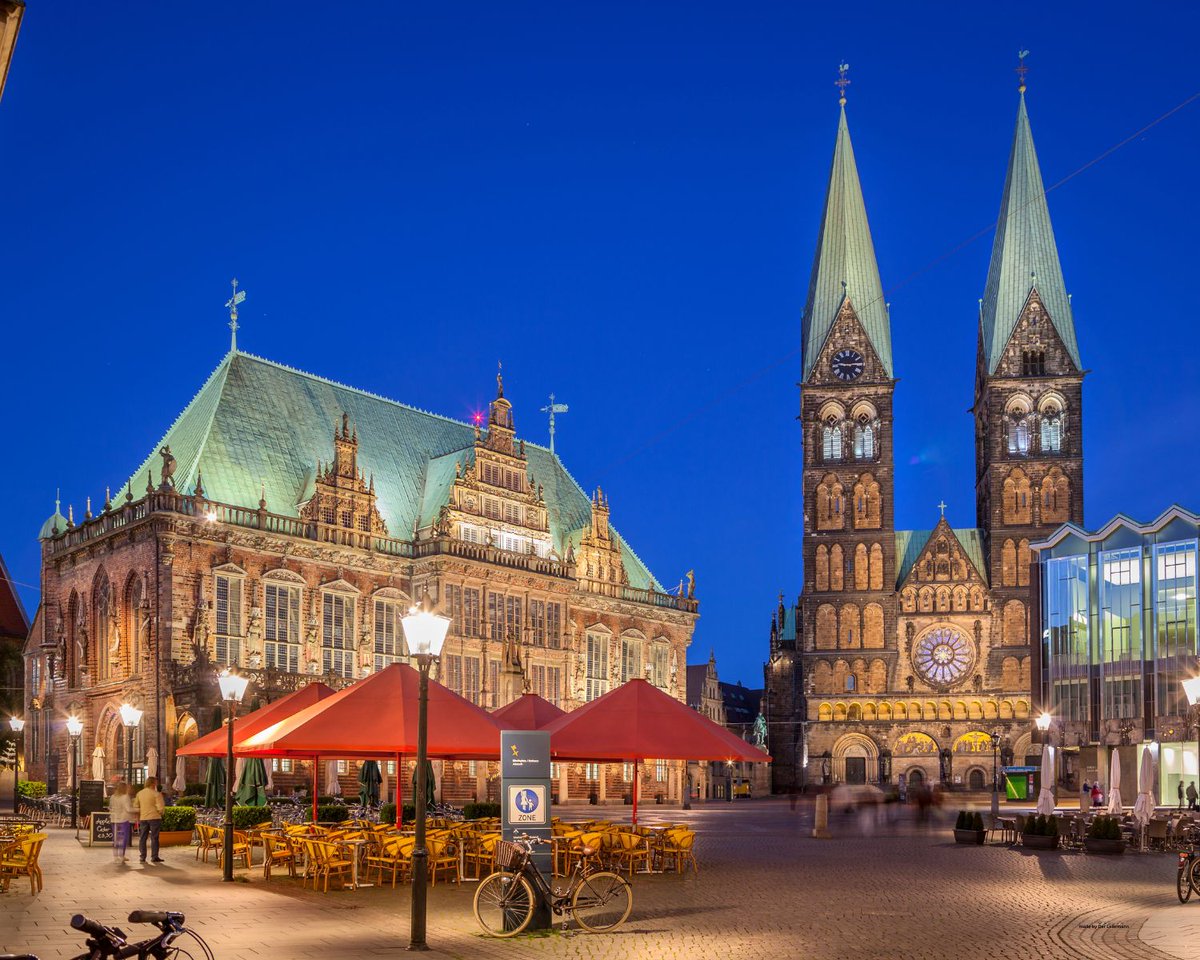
159;446;177;490
752;712;767;749
686;570;696;599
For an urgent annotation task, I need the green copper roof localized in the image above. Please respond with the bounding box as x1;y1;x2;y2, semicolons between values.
38;504;68;540
120;351;662;590
801;106;892;380
980;93;1081;374
895;526;989;588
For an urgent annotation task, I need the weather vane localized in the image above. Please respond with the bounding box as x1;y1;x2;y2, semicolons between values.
540;393;569;455
1016;49;1029;94
835;62;850;106
225;278;246;351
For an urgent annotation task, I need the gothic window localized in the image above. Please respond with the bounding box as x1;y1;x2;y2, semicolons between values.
816;475;845;531
869;544;884;591
863;603;884;648
839;603;860;649
845;674;856;693
124;575;144;671
1021;350;1046;376
1007;416;1030;456
822;417;844;462
650;642;669;688
1040;404;1063;453
815;546;830;592
853;474;881;529
373;598;405;672
585;631;610;701
620;634;643;683
1003;600;1027;646
830;544;844;591
1017;539;1031;587
214;573;243;666
815;605;837;650
265;581;301;673
1041;469;1071;524
970;586;985;611
1001;539;1017;587
321;591;355;677
1002;469;1032;525
94;573;112;680
853;416;876;461
854;544;868;591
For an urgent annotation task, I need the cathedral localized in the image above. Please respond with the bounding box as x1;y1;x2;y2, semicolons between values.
22;343;697;804
765;75;1085;792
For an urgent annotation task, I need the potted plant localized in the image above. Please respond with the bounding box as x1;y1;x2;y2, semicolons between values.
159;806;197;847
1021;814;1059;850
1084;815;1126;855
954;810;986;845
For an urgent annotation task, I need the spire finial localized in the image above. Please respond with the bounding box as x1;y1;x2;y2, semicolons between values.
225;278;246;351
54;488;61;513
496;360;504;399
1015;49;1029;94
835;62;850;106
938;499;948;519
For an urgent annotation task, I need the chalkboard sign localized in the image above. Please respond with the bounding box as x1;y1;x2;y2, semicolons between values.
79;780;106;819
89;811;114;846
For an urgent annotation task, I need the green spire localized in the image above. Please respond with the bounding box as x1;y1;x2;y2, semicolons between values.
801;104;891;380
980;91;1081;373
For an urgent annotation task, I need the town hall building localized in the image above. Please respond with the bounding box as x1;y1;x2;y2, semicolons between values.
765;76;1085;792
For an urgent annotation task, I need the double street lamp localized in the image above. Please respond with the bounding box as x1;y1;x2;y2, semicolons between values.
8;716;24;814
400;603;450;952
218;669;250;883
119;703;143;786
66;715;83;835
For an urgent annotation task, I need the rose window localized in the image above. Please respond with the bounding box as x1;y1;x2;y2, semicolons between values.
913;627;975;688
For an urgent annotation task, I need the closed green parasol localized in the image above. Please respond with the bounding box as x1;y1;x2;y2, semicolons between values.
235;757;268;806
358;760;382;806
204;757;226;808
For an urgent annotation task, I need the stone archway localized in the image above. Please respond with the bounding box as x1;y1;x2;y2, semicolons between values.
833;732;878;784
967;768;987;791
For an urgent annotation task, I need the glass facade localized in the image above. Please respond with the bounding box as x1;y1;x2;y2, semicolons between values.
1038;512;1198;743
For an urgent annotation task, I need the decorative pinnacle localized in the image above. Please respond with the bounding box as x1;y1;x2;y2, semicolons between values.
835;62;850;106
225;278;246;351
1016;49;1029;94
496;360;504;399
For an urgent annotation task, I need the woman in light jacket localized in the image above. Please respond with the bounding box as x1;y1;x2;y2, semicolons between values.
110;783;134;862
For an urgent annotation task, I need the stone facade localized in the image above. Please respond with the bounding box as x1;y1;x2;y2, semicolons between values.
22;352;697;805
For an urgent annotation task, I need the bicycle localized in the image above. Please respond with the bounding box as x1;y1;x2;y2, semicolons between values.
4;910;216;960
1177;844;1200;903
472;832;632;937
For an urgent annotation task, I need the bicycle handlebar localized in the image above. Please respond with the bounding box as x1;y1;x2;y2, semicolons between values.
512;832;550;847
126;911;183;928
69;917;116;941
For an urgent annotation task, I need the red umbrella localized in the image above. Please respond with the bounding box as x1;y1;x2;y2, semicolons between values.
541;679;771;823
239;663;502;760
177;682;337;757
491;693;566;730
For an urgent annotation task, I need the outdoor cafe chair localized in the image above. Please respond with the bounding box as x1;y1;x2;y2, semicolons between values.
614;832;652;878
217;829;252;871
309;840;353;892
195;823;222;863
0;833;46;894
661;830;698;874
261;832;296;880
426;837;459;886
367;836;415;888
1147;818;1170;851
464;833;500;879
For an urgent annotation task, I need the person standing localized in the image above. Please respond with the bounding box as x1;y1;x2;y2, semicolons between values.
110;783;134;863
1179;780;1186;810
1091;782;1102;808
1187;782;1198;812
1082;780;1090;810
136;777;165;864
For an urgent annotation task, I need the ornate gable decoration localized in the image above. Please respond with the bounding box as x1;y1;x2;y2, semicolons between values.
806;301;891;388
898;518;988;615
575;487;627;588
992;290;1080;378
299;412;388;537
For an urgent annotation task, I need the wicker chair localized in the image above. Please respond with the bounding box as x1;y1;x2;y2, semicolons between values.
261;832;296;880
0;833;46;894
367;836;415;888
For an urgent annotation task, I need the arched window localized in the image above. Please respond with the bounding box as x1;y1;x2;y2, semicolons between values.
854;544;869;591
847;703;862;721
815;545;830;592
863;604;884;648
853;474;881;529
845;674;856;693
869;544;884;591
1017;539;1031;587
853;416;876;461
816;605;837;650
1003;600;1026;646
1007;415;1030;456
1002;469;1032;525
839;603;860;649
1041;469;1070;524
816;475;845;531
822;416;844;462
1001;539;1017;587
1040;405;1062;453
829;544;844;591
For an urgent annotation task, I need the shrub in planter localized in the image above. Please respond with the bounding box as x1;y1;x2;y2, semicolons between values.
16;780;47;800
1022;814;1059;849
1084;815;1126;854
463;802;500;820
232;805;272;829
184;781;205;797
954;810;986;844
161;806;197;832
175;794;205;808
379;802;417;825
306;804;351;824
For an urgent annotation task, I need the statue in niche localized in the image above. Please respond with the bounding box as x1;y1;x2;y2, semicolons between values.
192;599;211;660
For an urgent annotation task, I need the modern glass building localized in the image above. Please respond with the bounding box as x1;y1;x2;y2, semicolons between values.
1031;507;1199;803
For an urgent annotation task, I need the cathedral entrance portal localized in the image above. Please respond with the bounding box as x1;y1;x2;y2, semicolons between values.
845;757;867;784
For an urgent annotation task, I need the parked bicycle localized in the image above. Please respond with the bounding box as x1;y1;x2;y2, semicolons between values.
1177;844;1200;903
473;831;632;937
5;910;215;960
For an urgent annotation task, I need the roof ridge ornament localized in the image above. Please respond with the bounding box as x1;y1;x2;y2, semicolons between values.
1015;49;1029;94
835;62;850;106
224;278;246;352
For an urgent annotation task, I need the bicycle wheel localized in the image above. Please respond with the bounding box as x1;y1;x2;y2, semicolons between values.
1178;863;1192;903
474;871;536;938
571;871;633;932
1188;858;1200;902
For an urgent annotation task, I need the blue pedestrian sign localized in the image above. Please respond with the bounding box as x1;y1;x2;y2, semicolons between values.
507;784;548;825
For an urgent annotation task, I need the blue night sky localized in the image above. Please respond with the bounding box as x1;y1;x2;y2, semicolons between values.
2;3;1197;686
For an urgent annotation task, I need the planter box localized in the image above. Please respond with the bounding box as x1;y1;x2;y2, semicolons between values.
1021;833;1059;850
159;830;195;847
1084;838;1126;855
954;828;986;845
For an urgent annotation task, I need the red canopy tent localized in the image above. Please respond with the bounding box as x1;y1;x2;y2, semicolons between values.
240;663;503;825
177;682;337;818
541;679;771;823
491;693;566;730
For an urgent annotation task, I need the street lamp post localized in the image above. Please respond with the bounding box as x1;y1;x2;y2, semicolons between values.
726;760;734;803
990;731;1002;818
66;715;83;835
8;717;24;814
218;669;250;883
1036;711;1054;803
119;703;143;786
400;603;450;952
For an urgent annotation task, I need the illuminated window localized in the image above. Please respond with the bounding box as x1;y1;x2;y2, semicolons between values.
265;581;300;673
321;592;355;677
214;573;243;665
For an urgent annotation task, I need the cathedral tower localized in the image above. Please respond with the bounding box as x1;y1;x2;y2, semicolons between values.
975;83;1085;655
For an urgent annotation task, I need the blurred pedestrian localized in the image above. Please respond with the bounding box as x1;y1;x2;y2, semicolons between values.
1187;782;1197;811
1091;782;1102;808
1179;780;1185;810
1081;780;1090;809
136;776;165;864
110;783;134;862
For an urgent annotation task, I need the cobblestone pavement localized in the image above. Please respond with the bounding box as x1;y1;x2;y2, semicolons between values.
0;800;1193;960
